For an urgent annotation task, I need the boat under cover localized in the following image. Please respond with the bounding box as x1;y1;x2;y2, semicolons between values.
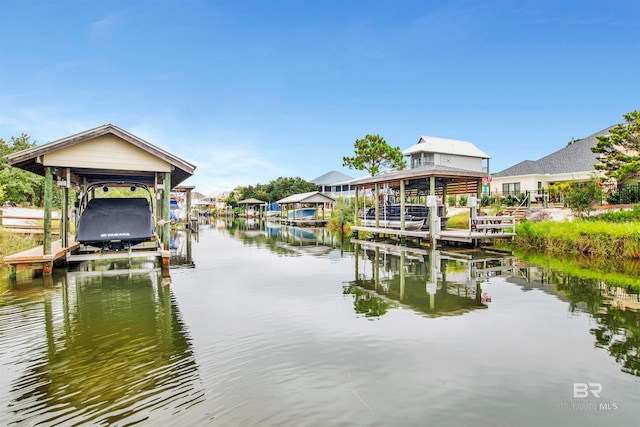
288;208;316;220
360;204;449;230
76;197;155;251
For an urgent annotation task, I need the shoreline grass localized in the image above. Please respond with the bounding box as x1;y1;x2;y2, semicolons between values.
514;219;640;259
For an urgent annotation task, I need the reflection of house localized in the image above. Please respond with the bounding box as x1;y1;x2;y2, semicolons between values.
311;170;356;199
491;126;611;197
403;136;491;173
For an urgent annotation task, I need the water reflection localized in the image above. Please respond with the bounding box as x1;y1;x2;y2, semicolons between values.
345;240;517;318
226;219;351;257
169;228;196;268
506;265;640;378
0;263;204;426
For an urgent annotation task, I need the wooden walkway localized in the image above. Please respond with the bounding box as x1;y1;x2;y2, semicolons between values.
3;238;80;278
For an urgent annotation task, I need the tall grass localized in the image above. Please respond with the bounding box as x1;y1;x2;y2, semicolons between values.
0;228;40;259
515;219;640;259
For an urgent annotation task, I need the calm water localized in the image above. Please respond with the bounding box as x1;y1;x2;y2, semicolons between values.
1;220;639;426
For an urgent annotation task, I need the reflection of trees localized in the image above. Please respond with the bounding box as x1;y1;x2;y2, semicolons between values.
555;276;640;377
6;269;204;425
343;285;395;318
227;219;352;257
591;306;640;377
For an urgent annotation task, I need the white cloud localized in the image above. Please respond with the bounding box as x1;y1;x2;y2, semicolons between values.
89;13;122;38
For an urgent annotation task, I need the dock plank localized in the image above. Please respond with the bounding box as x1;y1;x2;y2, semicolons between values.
3;239;79;264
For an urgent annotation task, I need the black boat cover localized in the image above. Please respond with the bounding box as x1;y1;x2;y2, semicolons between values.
77;198;154;246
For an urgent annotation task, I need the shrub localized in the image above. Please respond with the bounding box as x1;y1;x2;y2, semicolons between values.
607;186;640;205
459;195;468;206
447;195;457;207
565;179;602;218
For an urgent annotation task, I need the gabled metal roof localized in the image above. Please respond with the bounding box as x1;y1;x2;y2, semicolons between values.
238;198;266;205
311;170;355;185
276;191;335;204
7;123;196;189
403;136;491;159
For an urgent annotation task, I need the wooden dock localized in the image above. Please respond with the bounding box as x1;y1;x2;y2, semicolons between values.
3;238;80;278
351;214;517;245
2;236;171;280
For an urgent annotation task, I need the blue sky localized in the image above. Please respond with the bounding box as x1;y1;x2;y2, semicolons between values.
1;0;638;195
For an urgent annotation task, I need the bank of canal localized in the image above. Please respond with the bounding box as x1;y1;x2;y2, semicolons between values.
0;220;638;426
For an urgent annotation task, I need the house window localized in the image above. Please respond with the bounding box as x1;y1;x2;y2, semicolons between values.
439;154;451;165
502;182;521;196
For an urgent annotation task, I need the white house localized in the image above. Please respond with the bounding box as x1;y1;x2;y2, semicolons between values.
311;170;356;199
403;135;491;173
491;126;612;197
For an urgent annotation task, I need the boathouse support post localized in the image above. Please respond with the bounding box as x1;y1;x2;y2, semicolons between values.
61;186;68;248
186;189;192;227
43;167;53;256
162;172;171;249
427;195;439;247
354;186;359;228
374;183;380;228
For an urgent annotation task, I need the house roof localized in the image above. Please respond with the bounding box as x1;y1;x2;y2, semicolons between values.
311;170;355;185
276;191;335;204
7;123;196;189
350;164;487;186
403;136;491;159
238;198;266;205
493;126;613;178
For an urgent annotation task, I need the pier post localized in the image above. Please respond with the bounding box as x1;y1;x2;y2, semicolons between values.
468;196;479;247
43;167;53;258
374;183;380;228
162;172;171;249
427;195;439;247
354;186;359;231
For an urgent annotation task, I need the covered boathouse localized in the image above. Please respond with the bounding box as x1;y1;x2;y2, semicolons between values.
349;164;516;245
4;123;196;279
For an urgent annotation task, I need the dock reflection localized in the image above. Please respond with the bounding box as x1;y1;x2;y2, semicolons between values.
228;219;350;257
3;265;204;425
344;240;517;318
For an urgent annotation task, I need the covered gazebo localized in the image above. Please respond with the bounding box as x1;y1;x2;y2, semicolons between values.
276;191;335;221
238;198;266;217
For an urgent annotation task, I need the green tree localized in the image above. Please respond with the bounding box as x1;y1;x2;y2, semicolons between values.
0;134;49;206
564;178;603;218
233;177;317;203
264;177;317;201
342;134;406;176
592;110;640;183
